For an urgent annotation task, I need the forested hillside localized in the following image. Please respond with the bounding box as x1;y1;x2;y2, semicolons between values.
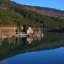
0;0;64;28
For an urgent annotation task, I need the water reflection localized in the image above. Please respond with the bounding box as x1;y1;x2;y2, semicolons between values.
1;47;64;64
27;37;33;44
0;32;44;46
0;33;44;60
0;32;64;60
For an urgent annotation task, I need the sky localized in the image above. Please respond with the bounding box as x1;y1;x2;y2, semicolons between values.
11;0;64;10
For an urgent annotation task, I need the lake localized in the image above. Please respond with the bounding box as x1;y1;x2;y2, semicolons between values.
0;47;64;64
0;32;64;64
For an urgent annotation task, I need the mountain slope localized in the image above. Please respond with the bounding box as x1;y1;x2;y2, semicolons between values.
0;0;64;28
27;6;64;19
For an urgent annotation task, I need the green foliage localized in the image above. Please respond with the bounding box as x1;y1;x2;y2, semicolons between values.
0;0;64;28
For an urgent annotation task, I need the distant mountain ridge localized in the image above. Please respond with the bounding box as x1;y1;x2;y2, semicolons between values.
10;0;64;19
26;5;64;19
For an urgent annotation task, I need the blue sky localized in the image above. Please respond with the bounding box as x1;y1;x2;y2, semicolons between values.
11;0;64;10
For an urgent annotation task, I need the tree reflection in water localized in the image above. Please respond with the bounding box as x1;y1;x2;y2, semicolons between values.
0;32;43;46
0;32;64;60
0;34;43;60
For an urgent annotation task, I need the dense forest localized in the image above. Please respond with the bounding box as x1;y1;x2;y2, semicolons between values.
0;0;64;28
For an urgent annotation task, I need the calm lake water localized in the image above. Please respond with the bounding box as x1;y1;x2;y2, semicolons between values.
1;47;64;64
0;32;64;64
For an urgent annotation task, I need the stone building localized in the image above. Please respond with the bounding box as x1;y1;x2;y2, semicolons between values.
0;27;16;39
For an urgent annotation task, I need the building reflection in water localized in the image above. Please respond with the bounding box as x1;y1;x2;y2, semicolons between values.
0;33;44;46
27;37;33;44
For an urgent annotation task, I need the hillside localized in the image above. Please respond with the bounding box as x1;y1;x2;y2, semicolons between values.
0;0;64;28
27;6;64;19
